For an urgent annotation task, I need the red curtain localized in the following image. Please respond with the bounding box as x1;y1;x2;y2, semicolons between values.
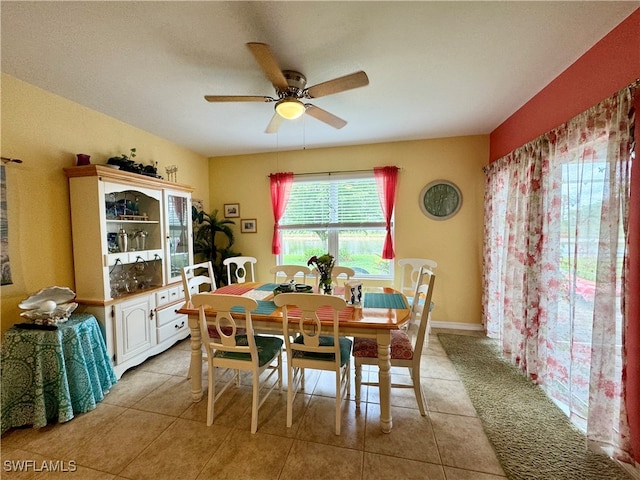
269;172;294;254
374;166;399;259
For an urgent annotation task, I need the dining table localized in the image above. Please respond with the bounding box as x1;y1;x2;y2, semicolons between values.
177;282;411;433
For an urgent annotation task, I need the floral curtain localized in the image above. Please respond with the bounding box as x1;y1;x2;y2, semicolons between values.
483;86;635;460
373;166;399;259
269;172;294;254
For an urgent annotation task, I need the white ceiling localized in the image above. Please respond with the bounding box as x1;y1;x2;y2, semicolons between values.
2;1;638;157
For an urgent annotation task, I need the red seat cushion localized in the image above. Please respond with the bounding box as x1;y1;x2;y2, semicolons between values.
352;330;413;360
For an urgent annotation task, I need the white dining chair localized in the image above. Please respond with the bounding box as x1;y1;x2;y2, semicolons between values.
270;265;311;284
397;258;437;299
223;256;257;284
310;265;356;289
273;293;352;435
191;293;283;433
353;267;435;416
181;261;217;302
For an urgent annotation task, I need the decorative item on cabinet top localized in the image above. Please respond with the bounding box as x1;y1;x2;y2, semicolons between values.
64;165;193;191
106;148;162;179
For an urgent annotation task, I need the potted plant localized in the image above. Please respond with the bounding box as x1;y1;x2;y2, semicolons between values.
192;207;241;286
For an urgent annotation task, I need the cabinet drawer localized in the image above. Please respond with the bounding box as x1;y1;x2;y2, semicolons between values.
146;249;163;261
105;252;132;267
156;289;171;307
168;286;183;303
156;305;184;327
157;313;188;343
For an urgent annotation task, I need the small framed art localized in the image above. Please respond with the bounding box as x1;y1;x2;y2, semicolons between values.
241;219;257;233
224;203;240;218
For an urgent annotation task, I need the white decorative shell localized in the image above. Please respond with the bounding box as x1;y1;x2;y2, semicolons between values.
18;286;76;310
20;302;78;322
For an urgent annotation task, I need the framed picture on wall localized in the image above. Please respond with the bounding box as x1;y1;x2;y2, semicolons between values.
241;218;257;233
224;203;240;218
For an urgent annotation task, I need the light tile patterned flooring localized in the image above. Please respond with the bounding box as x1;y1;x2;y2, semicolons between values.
1;329;507;480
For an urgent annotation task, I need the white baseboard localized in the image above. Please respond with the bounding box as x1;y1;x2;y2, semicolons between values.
431;320;484;331
618;460;640;480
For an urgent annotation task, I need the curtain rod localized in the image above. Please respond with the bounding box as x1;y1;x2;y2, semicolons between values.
1;156;23;164
268;167;401;178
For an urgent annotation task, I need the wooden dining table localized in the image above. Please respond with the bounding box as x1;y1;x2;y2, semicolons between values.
177;282;411;433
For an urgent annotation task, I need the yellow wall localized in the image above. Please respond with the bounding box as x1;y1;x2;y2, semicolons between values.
208;136;488;326
1;73;488;331
0;74;209;333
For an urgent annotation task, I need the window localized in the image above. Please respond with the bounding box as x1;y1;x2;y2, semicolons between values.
549;142;625;431
278;172;392;279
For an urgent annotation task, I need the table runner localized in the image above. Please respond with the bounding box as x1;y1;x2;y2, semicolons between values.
230;300;278;316
363;292;407;309
1;313;117;433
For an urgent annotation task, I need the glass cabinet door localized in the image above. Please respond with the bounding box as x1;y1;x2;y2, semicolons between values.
164;190;193;284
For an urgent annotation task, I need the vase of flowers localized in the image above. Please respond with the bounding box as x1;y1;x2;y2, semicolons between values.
307;253;335;294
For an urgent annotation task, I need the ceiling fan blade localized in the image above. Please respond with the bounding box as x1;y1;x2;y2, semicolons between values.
305;104;347;129
246;42;289;91
265;112;284;134
305;71;369;98
204;95;273;102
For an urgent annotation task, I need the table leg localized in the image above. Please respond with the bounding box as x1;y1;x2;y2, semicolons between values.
377;331;393;433
188;316;203;402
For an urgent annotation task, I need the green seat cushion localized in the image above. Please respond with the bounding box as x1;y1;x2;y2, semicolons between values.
292;335;352;366
213;335;283;366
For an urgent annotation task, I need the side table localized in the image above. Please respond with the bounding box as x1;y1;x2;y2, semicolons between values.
1;312;117;434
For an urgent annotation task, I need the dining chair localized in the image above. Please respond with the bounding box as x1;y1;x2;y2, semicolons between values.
223;256;257;284
353;267;435;416
191;293;283;433
181;261;217;302
310;265;356;289
270;265;311;284
273;293;352;435
397;258;438;300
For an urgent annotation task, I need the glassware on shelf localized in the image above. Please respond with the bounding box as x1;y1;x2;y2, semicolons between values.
133;230;148;251
117;228;128;252
106;193;118;219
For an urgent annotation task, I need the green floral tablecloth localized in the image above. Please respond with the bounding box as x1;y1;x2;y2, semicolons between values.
1;313;117;434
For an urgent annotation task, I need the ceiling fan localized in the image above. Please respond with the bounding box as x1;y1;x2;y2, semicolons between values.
204;42;369;133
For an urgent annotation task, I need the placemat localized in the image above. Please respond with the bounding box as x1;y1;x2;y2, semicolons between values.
230;300;277;315
256;283;280;291
214;284;253;295
286;305;355;321
363;292;407;309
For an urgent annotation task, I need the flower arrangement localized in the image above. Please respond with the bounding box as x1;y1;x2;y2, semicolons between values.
307;253;335;294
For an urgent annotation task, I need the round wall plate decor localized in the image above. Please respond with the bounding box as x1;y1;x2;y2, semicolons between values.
419;180;462;220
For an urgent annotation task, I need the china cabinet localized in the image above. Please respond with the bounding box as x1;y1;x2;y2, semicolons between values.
64;165;193;377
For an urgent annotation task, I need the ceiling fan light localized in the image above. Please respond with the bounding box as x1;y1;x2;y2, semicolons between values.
275;98;305;120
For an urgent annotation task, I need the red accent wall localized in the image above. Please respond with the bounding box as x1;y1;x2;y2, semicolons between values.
490;7;640;462
490;8;640;162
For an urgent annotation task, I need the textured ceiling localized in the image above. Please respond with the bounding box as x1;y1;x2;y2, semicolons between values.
2;1;637;157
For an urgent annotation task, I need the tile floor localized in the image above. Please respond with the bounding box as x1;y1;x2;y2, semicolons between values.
1;329;508;480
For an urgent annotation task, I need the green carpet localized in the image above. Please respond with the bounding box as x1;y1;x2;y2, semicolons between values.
437;333;632;480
